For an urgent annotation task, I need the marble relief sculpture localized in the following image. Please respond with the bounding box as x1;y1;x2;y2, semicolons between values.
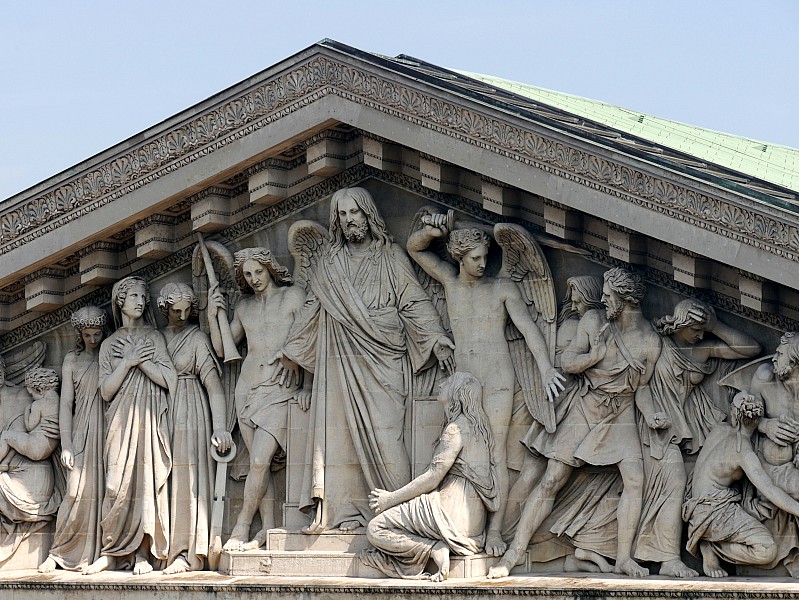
719;332;799;576
683;392;799;577
0;358;60;564
84;276;178;575
406;210;565;556
489;268;662;579
634;299;761;577
158;283;232;573
207;248;307;551
39;306;108;573
275;187;455;533
361;372;498;581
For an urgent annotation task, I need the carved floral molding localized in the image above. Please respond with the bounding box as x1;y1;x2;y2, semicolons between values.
1;52;797;271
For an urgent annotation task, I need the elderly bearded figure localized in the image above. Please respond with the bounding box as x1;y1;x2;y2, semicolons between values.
275;187;455;533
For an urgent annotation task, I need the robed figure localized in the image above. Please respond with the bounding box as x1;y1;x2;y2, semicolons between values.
279;187;454;532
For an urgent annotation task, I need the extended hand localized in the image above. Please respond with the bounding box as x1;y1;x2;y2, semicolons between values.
433;336;456;375
645;411;672;430
543;367;567;403
368;488;393;514
295;390;312;411
211;429;233;453
268;351;301;388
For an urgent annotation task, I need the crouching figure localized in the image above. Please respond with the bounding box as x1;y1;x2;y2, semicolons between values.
360;372;498;582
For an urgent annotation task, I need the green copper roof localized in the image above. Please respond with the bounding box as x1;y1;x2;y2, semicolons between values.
458;71;799;194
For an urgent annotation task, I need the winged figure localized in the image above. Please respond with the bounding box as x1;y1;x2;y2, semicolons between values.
406;206;565;556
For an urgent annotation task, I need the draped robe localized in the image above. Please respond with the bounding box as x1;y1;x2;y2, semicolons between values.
49;352;105;570
284;243;445;529
99;326;176;560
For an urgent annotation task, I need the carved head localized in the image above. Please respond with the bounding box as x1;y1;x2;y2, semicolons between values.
558;275;603;324
71;305;108;353
655;299;715;344
24;367;59;396
157;282;199;328
111;276;151;328
233;247;292;293
603;268;645;320
447;229;490;279
730;392;764;430
329;187;391;254
774;332;799;380
439;372;493;446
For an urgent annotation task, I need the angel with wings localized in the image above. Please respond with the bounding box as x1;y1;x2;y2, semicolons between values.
406;209;566;557
206;247;309;551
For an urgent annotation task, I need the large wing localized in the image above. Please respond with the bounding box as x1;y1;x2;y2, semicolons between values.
494;222;558;433
3;341;46;385
288;220;328;293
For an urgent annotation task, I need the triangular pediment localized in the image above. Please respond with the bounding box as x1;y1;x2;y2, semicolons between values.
1;39;798;345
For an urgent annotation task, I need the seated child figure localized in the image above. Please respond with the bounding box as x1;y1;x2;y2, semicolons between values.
0;368;60;462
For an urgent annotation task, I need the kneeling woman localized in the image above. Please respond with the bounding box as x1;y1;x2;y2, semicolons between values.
362;372;497;582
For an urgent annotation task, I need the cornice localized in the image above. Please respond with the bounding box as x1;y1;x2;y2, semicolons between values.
0;51;796;285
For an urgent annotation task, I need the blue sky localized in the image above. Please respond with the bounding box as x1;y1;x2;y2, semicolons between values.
1;0;797;200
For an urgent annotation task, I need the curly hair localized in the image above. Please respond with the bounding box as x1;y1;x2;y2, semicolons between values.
446;228;490;263
70;305;108;353
25;367;59;393
604;267;645;306
731;392;765;430
157;282;199;318
233;247;292;292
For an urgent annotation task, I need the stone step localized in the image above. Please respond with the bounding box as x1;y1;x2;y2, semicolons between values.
220;548;506;579
266;528;369;552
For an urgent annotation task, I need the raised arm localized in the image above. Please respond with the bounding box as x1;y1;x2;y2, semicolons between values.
406;217;458;285
705;319;762;360
207;286;245;359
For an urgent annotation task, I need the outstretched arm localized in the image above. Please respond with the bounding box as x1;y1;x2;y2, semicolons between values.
369;423;463;514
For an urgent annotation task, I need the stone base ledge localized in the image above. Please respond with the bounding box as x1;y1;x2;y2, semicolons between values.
1;570;799;599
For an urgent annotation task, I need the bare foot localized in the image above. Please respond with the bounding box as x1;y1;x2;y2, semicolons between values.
241;528;267;551
338;520;362;532
615;557;649;578
83;555;114;575
660;558;698;578
430;542;450;583
223;523;251;551
566;548;613;573
163;555;190;575
484;529;507;557
133;556;153;575
701;543;727;578
487;548;520;579
564;555;602;573
302;521;326;535
38;556;57;573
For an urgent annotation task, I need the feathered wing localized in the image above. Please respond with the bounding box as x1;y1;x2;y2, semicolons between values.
494;222;558;433
3;341;46;385
288;220;328;294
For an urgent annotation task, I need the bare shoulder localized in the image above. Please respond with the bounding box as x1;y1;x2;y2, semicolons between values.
580;309;606;332
755;362;776;382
